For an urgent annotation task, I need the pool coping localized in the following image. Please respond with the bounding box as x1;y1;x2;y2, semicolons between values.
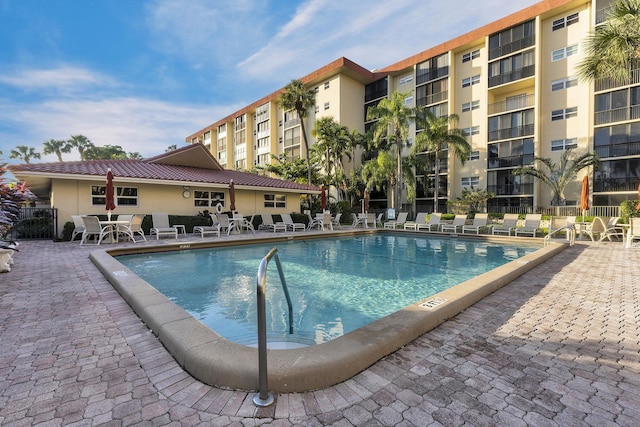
89;230;567;392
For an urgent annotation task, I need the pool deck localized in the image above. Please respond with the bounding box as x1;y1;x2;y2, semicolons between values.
1;230;639;426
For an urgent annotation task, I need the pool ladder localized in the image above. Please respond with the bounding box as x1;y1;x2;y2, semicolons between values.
254;247;293;407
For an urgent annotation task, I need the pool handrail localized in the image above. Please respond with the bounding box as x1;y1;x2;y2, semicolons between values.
254;247;293;407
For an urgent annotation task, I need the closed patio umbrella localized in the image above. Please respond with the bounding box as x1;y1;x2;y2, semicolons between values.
229;179;236;212
363;190;369;213
636;181;640;210
321;185;326;211
105;168;116;220
579;175;589;222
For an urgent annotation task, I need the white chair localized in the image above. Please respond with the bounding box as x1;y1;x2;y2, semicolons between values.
307;213;323;230
582;216;609;241
462;213;490;234
492;213;519;236
599;217;624;241
383;212;408;229
150;213;178;239
258;214;287;232
352;213;367;228
118;214;147;242
514;214;542;237
543;216;575;246
625;217;640;248
331;213;342;229
424;213;442;231
71;215;86;241
322;213;333;230
79;216;110;245
374;213;384;228
440;215;467;233
193;214;221;238
281;213;305;232
404;212;428;231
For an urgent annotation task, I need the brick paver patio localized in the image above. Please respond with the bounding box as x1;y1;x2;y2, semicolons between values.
1;234;639;426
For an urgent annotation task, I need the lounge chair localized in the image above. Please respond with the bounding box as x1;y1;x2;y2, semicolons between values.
625;217;640;248
383;212;408;229
281;213;305;232
79;216;110;245
118;214;147;242
440;215;467;233
462;213;490;234
424;213;442;231
71;215;86;241
514;213;542;237
581;216;609;241
258;214;287;232
193;213;221;238
150;213;178;239
599;217;624;241
404;212;428;230
491;213;519;236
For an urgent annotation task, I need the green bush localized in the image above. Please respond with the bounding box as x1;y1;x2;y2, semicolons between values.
620;200;640;222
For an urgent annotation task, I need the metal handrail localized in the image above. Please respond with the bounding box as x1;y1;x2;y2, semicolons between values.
253;247;293;407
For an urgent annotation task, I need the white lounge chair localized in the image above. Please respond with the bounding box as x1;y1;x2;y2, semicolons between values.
424;213;442;231
79;216;110;245
462;213;490;234
383;212;408;229
404;212;428;230
281;213;305;232
491;213;519;236
625;217;640;248
150;213;178;239
259;214;287;232
599;217;624;241
440;215;467;233
514;214;542;237
118;214;147;242
193;213;221;238
71;215;86;241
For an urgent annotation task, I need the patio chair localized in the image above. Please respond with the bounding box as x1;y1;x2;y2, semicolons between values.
491;213;519;236
281;213;305;232
150;213;178;240
404;212;428;231
374;213;384;228
514;214;542;237
352;213;367;228
71;215;86;241
79;216;110;245
599;217;624;241
383;212;408;229
581;216;609;241
307;213;323;230
440;215;467;233
331;213;342;229
461;213;490;234
625;217;640;248
193;214;221;238
258;214;287;232
118;214;147;242
543;216;576;246
424;213;442;231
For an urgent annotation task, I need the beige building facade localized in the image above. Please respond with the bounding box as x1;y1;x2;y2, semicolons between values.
187;0;639;213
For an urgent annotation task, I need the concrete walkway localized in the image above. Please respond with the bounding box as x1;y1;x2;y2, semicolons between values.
0;233;639;426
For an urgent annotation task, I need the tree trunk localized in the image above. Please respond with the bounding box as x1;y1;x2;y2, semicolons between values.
299;116;312;185
433;149;440;213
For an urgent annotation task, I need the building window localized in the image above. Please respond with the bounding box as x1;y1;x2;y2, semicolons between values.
467;150;480;161
462;100;480;112
194;191;225;208
324;81;330;90
552;12;579;31
324;102;330;110
552;44;579;61
463;126;480;136
404;96;413;106
462;75;480;87
551;107;578;121
462;49;480;63
461;176;480;187
551;77;578;91
398;74;413;85
551;138;578;151
92;186;138;207
264;194;286;208
314;106;319;113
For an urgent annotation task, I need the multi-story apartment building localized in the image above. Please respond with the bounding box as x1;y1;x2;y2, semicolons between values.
186;0;640;213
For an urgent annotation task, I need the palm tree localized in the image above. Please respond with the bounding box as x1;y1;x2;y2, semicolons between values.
362;151;416;208
311;117;351;194
366;91;414;210
412;108;470;213
578;0;640;84
42;139;71;162
279;79;316;185
9;145;41;164
68;135;94;161
512;149;600;206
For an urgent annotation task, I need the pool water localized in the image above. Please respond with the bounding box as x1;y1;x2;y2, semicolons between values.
118;235;539;346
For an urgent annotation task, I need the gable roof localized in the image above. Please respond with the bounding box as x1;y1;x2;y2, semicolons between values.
9;144;320;195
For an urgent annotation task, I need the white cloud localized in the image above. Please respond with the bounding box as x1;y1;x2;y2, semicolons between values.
0;66;117;94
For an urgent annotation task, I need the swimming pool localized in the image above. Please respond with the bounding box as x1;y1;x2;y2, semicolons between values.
91;230;565;392
117;235;538;346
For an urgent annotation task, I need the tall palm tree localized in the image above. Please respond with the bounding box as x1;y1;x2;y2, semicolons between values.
279;79;316;185
68;135;94;161
412;108;470;213
512;149;600;206
362;151;416;207
312;117;351;193
9;145;41;164
42;139;71;162
578;0;640;84
366;91;414;210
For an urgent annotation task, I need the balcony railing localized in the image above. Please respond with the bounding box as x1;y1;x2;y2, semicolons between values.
594;178;640;192
594;141;640;158
416;91;448;107
487;183;534;196
595;105;640;125
595;7;611;25
488;93;534;115
488;124;535;142
488;65;535;88
488;35;535;60
488;154;534;169
594;68;640;92
283;118;300;128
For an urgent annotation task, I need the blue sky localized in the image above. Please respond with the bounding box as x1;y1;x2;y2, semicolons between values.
0;0;540;164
